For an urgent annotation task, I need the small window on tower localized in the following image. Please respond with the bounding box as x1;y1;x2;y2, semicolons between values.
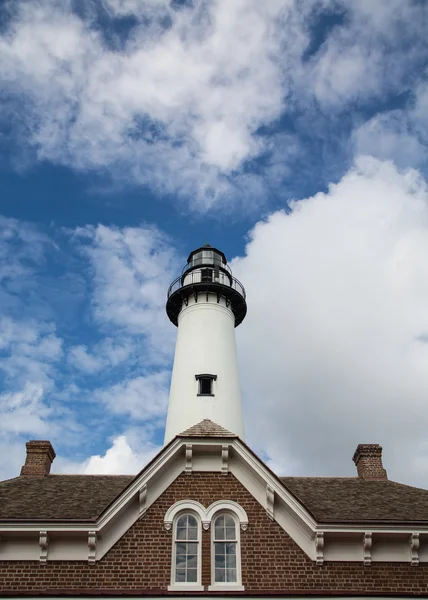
201;268;213;282
195;374;217;396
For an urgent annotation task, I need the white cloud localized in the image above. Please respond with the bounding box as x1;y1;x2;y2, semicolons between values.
354;112;427;170
233;157;428;486
309;0;427;107
74;223;178;364
68;338;134;373
1;1;427;209
56;431;161;475
94;372;169;422
82;435;153;474
0;316;62;384
0;0;304;210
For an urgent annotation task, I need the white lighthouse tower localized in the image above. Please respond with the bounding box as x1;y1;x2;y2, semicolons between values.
164;244;247;443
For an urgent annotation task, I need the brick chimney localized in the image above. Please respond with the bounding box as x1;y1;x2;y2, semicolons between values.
352;444;387;480
20;440;56;476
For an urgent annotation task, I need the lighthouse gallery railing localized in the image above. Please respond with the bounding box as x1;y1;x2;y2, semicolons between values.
167;268;246;300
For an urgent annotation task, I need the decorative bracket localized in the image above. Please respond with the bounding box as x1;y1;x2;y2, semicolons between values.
139;483;147;516
314;531;324;565
363;532;372;566
88;531;97;564
202;521;210;531
221;445;229;475
266;485;275;520
185;444;193;475
39;531;48;563
410;533;420;566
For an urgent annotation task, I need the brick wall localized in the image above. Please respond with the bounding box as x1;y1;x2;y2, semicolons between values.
0;472;427;595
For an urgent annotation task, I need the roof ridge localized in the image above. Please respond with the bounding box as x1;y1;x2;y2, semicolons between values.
48;474;134;478
280;476;358;480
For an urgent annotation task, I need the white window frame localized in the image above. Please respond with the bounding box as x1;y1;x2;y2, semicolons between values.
168;508;203;592
209;510;244;591
165;499;247;592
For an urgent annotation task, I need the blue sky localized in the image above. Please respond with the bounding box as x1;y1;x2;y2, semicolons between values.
1;0;428;484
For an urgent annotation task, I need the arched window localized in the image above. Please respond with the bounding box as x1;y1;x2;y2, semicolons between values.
172;513;201;587
212;513;241;586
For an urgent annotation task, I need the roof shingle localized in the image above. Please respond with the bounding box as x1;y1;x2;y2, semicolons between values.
179;419;237;437
0;475;133;521
280;476;428;523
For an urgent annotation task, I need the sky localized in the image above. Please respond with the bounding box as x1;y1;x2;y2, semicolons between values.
0;0;428;486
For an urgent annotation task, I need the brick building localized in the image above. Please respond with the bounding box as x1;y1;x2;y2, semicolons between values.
1;245;428;597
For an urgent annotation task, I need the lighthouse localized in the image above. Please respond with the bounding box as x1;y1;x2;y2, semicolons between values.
164;244;247;443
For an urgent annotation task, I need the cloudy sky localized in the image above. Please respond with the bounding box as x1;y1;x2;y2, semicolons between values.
1;0;428;486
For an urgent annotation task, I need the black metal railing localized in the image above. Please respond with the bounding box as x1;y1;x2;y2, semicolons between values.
167;268;246;300
183;257;232;274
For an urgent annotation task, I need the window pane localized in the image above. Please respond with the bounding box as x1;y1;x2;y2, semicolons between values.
177;515;187;528
187;555;197;568
187;569;197;583
187;526;198;540
175;569;186;582
226;568;237;582
214;521;225;539
216;515;225;528
215;569;225;583
187;515;197;527
224;515;235;527
226;554;236;568
215;554;225;568
177;527;186;540
214;542;225;555
176;542;186;555
199;377;212;395
225;526;236;540
187;542;197;554
226;542;236;554
176;555;186;568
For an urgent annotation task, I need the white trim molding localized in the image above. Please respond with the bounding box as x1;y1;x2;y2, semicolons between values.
139;484;147;516
266;485;275;521
410;533;420;566
315;532;324;566
185;444;193;475
164;500;207;531
206;500;248;531
221;445;229;475
39;531;48;563
363;532;372;566
88;531;97;564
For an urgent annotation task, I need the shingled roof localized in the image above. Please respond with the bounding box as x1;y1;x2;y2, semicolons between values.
0;475;133;521
179;419;237;437
2;471;428;524
280;477;428;523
